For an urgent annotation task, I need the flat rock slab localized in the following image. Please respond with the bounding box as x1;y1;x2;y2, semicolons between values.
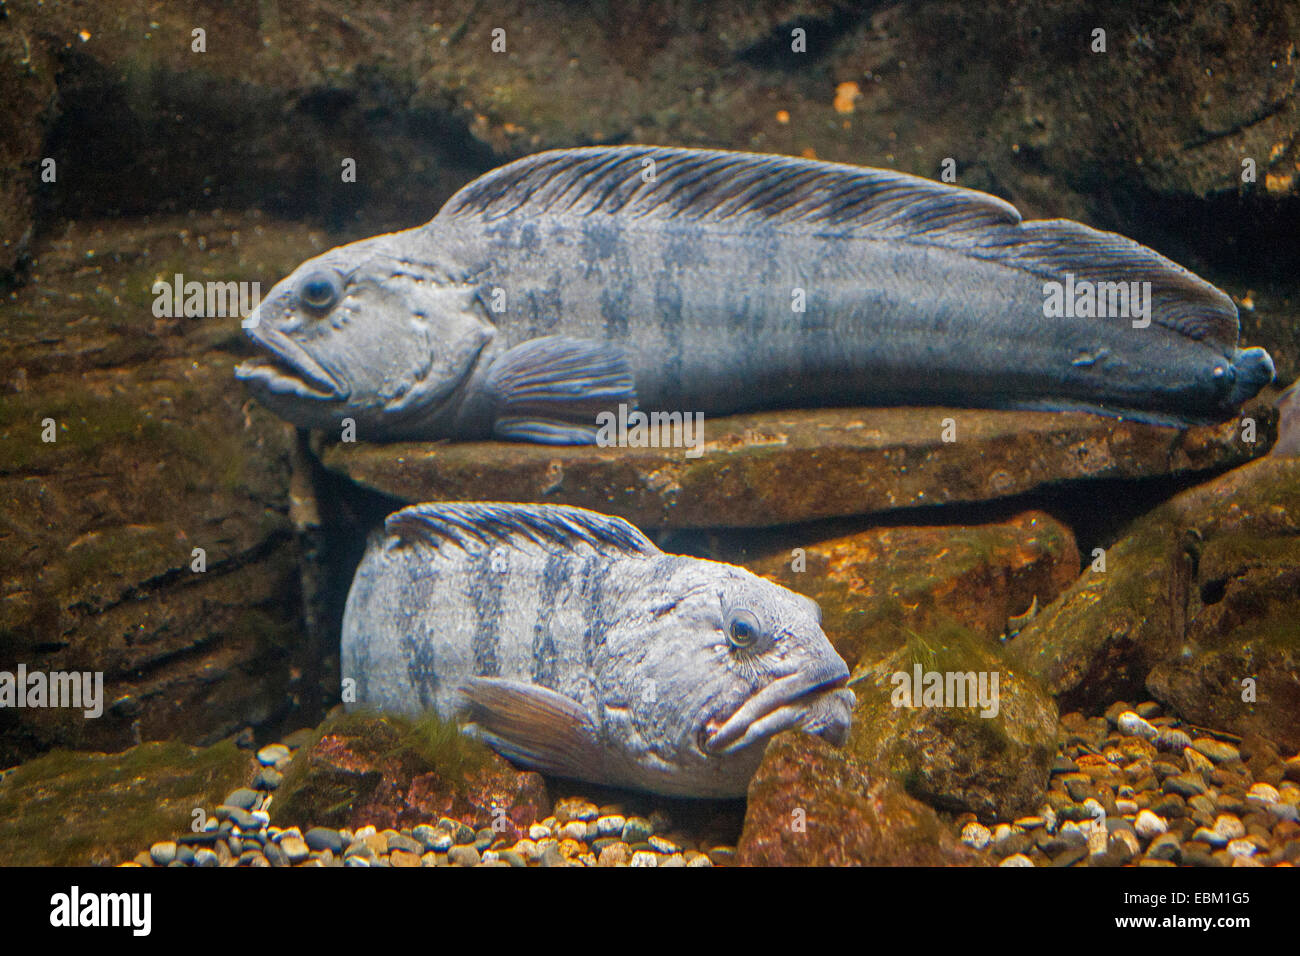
323;405;1272;528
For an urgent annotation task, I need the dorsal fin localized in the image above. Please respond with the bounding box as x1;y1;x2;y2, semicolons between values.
439;145;1239;347
384;501;660;559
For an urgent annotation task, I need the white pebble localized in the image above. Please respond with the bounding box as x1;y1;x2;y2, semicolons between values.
960;822;992;850
630;851;660;867
528;823;553;840
1246;782;1279;805
1115;799;1138;815
1134;809;1168;840
558;821;587;842
999;854;1034;867
1117;711;1157;740
596;815;626;837
1226;838;1257;858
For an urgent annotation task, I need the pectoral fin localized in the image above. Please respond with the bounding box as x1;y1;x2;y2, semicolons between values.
484;336;637;444
459;677;606;782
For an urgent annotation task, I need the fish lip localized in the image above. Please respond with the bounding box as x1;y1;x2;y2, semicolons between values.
703;666;851;755
236;323;346;400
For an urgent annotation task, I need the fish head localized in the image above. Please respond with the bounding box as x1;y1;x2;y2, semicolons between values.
235;233;495;434
625;563;854;792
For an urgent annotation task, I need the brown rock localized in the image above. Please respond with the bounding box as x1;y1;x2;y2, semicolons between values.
749;510;1078;667
737;731;989;866
322;405;1269;530
270;711;550;836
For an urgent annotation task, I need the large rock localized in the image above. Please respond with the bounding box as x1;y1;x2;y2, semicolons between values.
737;730;988;866
271;711;550;838
323;406;1271;529
1007;456;1300;751
0;738;250;866
847;627;1059;821
748;510;1079;668
0;213;316;764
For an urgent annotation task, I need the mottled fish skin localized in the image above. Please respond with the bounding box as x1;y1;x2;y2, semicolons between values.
340;502;854;798
237;146;1274;440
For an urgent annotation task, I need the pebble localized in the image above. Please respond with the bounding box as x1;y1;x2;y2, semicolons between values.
1155;728;1193;752
447;846;481;867
1184;747;1215;775
1226;838;1257;858
558;821;589;842
1134;810;1168;839
528;822;552;841
960;822;992;850
253;768;283;791
390;849;421;867
598;842;631;866
1192;738;1241;764
1146;833;1183;862
256;744;291;766
223;788;260;811
554;797;599;823
149;841;177;866
280;836;310;863
1246;782;1279;805
630;851;660;867
264;841;290;866
1117;711;1157;740
999;853;1035;867
596;815;626;837
1164;774;1207;798
622;817;654;844
193;848;219;868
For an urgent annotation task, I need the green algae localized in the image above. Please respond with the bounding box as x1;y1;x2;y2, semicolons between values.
0;739;249;866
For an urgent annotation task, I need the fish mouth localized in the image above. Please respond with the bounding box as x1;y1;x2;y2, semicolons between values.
235;326;345;401
702;665;854;756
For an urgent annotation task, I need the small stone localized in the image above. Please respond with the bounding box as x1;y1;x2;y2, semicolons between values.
226;808;262;831
539;844;565;867
1136;701;1162;718
1108;829;1141;863
256;743;290;766
175;845;194;865
622;817;654;844
448;845;481;867
390;849;421;867
557;838;584;859
1184;747;1215;776
1117;711;1157;740
1134;810;1168;840
147;841;177;866
280;836;310;863
253;767;283;791
1013;816;1044;830
1115;799;1138;815
499;850;527;867
687;854;713;867
193;848;219;868
388;833;422;855
1155;728;1193;752
528;822;552;840
558;821;588;842
648;835;680;854
596;815;626;837
1164;774;1207;797
1246;782;1279;805
554;796;599;823
222;788;260;810
1146;833;1183;862
512;838;540;861
961;822;992;850
1226;838;1257;858
660;853;686;867
1000;853;1035;867
630;851;660;867
1191;738;1241;764
474;828;495;851
264;841;290;867
598;842;631;866
1212;814;1245;842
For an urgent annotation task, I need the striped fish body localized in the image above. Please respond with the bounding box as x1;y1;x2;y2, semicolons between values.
341;502;854;798
237;146;1274;441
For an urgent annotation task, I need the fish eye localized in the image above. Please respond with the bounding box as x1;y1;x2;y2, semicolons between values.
296;270;342;312
726;609;762;649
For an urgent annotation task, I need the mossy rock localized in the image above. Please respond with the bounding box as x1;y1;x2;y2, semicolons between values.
737;730;988;866
0;739;250;866
748;510;1078;669
847;621;1058;821
1008;456;1300;750
272;710;548;834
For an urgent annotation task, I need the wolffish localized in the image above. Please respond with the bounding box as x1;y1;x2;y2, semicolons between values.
340;501;854;798
237;145;1273;440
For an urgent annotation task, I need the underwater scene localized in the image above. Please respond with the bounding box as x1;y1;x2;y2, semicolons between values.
1;0;1298;907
